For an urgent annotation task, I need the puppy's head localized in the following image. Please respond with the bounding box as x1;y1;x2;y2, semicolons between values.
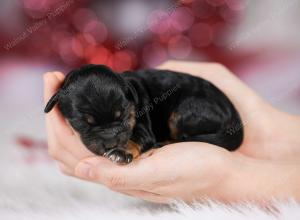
44;64;138;162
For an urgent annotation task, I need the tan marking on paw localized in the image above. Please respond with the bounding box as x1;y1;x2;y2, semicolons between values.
128;105;136;129
168;112;181;139
127;140;141;158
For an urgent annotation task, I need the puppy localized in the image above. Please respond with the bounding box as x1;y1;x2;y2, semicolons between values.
45;64;243;164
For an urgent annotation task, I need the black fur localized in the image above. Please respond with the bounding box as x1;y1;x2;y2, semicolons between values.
44;64;243;164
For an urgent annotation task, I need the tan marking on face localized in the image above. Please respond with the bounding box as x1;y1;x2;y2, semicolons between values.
85;114;95;124
126;140;141;158
128;105;136;129
168;112;181;139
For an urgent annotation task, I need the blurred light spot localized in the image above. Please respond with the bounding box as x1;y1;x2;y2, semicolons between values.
88;46;111;65
71;37;84;58
211;22;227;47
83;20;108;43
206;0;225;7
58;36;78;65
112;50;133;72
192;1;216;19
128;50;138;69
159;30;178;44
51;31;72;52
189;23;213;47
23;0;49;18
147;10;170;34
181;0;195;3
0;0;24;33
143;43;167;67
170;7;195;32
115;1;150;36
23;0;47;11
168;35;192;59
72;8;98;32
220;7;242;23
82;33;97;46
225;0;248;11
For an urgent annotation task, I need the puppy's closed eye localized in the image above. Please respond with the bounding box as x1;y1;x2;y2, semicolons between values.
85;114;96;125
114;111;121;119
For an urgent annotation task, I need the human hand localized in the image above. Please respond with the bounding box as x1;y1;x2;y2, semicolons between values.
44;61;300;203
44;72;94;176
44;61;300;174
43;74;236;203
74;142;236;203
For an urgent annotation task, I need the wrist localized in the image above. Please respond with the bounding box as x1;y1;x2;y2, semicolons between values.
220;154;300;203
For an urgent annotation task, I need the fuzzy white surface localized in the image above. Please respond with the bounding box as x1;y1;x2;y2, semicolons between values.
1;162;300;220
1;112;300;220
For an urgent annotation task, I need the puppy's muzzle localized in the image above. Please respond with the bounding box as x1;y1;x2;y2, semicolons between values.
103;140;141;165
102;131;128;149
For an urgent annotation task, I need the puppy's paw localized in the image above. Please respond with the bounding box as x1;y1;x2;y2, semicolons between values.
103;149;133;165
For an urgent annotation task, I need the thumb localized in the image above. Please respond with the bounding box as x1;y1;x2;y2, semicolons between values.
43;71;65;105
75;156;153;190
75;156;113;179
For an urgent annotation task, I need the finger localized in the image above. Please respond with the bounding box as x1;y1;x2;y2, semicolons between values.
49;147;79;171
75;156;155;190
43;71;65;104
44;72;95;160
66;139;94;161
139;148;157;159
44;72;74;137
57;162;74;176
117;189;171;203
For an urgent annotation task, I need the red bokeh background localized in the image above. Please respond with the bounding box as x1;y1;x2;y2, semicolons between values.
0;0;249;72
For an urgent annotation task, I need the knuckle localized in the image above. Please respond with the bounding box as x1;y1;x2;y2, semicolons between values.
106;174;126;189
59;167;71;176
211;63;229;73
48;146;60;158
43;72;52;79
59;166;69;175
162;60;176;67
57;162;73;176
211;62;224;68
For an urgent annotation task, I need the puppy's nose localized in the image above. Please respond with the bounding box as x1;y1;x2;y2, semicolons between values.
119;132;127;139
101;132;115;140
104;139;118;149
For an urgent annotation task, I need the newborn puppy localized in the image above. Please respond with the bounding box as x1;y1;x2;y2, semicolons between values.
44;64;243;164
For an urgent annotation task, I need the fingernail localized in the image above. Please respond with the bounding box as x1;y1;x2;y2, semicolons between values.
76;162;93;178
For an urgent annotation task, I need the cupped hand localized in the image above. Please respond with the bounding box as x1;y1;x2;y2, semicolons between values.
74;142;235;203
44;61;300;203
44;72;94;175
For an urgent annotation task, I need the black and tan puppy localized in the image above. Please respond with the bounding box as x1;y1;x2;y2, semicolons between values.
44;64;243;164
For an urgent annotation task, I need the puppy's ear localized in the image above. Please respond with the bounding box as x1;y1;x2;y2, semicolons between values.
126;81;138;104
44;90;61;113
44;69;76;113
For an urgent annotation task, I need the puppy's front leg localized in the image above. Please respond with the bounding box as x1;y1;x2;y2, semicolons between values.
103;124;154;164
129;122;156;157
121;76;156;160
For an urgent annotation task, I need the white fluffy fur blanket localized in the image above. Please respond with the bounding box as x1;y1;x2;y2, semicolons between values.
1;135;300;220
